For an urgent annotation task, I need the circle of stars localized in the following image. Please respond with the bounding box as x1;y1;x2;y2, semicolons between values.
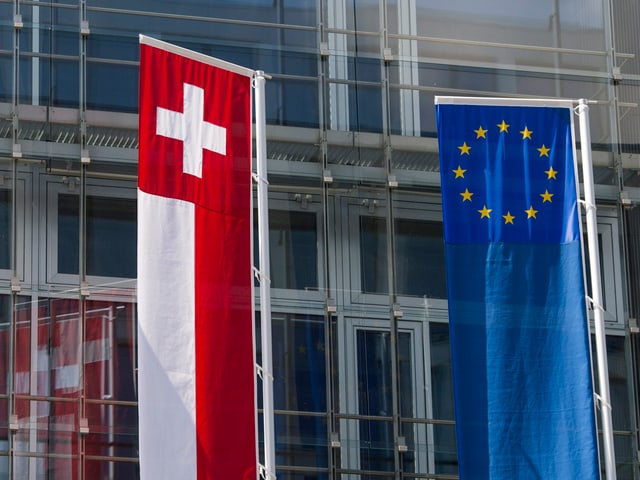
452;120;559;224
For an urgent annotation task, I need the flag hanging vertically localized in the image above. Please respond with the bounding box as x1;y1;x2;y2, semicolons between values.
137;36;256;480
435;97;599;479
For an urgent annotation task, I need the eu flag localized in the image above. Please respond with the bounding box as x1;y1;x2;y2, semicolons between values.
435;99;598;479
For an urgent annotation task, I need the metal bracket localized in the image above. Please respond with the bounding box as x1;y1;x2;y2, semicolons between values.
9;415;18;431
12;143;22;159
79;418;89;434
81;149;91;164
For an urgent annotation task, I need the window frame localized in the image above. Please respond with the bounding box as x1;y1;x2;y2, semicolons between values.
43;176;136;288
0;168;30;287
256;191;326;307
341;193;448;313
337;316;430;474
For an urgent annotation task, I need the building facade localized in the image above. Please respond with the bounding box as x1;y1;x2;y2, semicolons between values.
0;0;639;478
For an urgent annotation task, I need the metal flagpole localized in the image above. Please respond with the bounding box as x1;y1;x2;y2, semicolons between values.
254;70;276;480
577;98;617;480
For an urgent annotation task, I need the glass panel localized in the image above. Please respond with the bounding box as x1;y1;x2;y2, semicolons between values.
85;403;138;460
267;78;319;128
19;3;79;56
14;399;79;479
272;315;325;412
360;216;447;298
87;62;138;113
84;300;137;402
255;209;318;290
85;460;139;480
357;330;412;474
430;322;457;474
359;216;388;295
358;418;394;474
52;59;80;108
394;1;607;69
58;194;137;278
0;190;9;270
0;3;11;52
395;219;446;299
88;0;317;25
274;472;328;480
357;329;393;403
349;83;383;133
14;298;81;399
275;413;328;468
0;54;10;103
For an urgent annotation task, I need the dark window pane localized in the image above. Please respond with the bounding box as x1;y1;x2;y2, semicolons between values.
272;315;326;412
268;78;319;128
254;209;318;290
349;84;383;133
360;216;447;298
58;194;137;278
357;330;411;474
270;315;327;468
395;219;446;299
360;216;388;294
87;62;138;113
274;414;328;469
0;55;11;103
0;295;11;397
430;322;457;474
0;190;9;270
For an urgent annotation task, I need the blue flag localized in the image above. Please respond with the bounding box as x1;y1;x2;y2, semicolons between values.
435;99;599;479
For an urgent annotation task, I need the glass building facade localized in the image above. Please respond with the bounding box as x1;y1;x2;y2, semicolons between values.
0;0;639;478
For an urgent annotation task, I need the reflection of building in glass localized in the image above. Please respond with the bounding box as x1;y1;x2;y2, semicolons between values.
0;1;639;478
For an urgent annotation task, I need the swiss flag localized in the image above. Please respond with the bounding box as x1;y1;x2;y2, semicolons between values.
137;37;256;480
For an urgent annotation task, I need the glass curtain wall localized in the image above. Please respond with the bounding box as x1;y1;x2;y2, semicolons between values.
0;0;638;478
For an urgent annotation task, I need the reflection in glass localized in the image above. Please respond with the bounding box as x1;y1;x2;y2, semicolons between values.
269;315;327;469
0;190;9;270
357;330;412;474
430;322;457;474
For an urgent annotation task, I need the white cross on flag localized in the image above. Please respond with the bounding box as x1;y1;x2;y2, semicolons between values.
137;36;256;480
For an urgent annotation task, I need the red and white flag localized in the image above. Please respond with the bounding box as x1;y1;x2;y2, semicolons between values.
137;36;256;480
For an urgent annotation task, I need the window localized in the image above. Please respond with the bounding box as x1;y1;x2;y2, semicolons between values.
45;178;136;285
346;195;447;308
339;318;430;475
583;211;624;326
253;192;324;303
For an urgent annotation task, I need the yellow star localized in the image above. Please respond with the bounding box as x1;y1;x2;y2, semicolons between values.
537;144;550;157
540;190;554;203
458;142;471;155
453;165;467;178
478;205;492;218
520;126;533;139
525;206;538;219
545;166;558;179
502;211;515;224
460;188;473;202
474;126;488;139
497;120;510;133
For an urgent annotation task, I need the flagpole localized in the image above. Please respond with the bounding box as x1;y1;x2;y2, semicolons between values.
577;98;617;480
255;70;276;480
